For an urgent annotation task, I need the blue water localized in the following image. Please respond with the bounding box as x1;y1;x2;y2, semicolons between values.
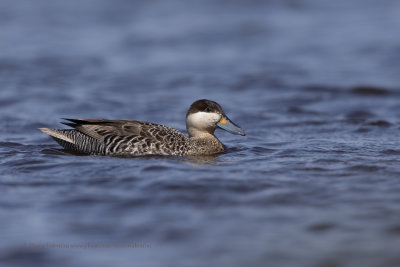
1;0;400;266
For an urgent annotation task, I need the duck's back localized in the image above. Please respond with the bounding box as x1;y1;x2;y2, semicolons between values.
40;119;189;156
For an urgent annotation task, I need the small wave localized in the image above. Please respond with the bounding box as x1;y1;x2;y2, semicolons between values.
250;146;276;154
0;142;25;148
351;85;391;96
306;222;337;232
0;248;49;265
347;165;383;172
287;106;319;115
381;149;400;155
345;110;375;121
387;225;400;234
141;165;171;172
354;127;371;133
367;120;392;127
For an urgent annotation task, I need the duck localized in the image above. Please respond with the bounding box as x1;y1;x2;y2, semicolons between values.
39;99;245;157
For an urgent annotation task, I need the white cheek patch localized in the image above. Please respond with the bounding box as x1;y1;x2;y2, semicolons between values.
187;112;220;129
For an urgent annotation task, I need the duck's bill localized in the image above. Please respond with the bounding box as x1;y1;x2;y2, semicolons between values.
217;117;246;136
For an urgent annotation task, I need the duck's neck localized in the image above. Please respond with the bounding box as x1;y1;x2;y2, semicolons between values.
187;127;215;139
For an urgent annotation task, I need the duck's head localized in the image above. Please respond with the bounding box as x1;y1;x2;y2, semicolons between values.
186;99;246;138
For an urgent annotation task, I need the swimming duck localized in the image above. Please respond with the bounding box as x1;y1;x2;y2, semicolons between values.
39;99;245;156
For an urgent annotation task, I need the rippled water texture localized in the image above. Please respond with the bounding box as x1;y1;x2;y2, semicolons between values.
1;0;400;266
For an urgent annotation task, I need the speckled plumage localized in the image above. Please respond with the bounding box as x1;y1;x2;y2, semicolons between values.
40;99;245;157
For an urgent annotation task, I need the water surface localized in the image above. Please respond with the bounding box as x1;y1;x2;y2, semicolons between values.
1;0;400;266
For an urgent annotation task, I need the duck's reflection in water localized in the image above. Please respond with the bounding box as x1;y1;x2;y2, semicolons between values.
51;148;221;165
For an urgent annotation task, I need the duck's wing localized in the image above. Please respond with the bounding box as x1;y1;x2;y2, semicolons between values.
57;118;188;155
61;119;144;140
62;118;185;137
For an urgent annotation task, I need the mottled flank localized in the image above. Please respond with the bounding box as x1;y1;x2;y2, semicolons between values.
41;120;191;156
40;100;245;156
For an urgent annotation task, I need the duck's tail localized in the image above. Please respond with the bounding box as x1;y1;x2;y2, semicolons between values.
39;128;103;154
39;128;81;151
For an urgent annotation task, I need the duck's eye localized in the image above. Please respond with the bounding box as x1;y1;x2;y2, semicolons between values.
204;107;211;112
